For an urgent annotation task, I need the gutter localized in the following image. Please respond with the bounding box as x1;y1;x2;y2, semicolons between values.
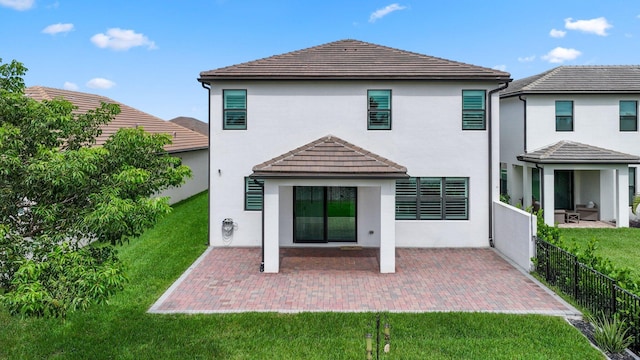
201;81;212;246
488;81;511;247
519;96;527;153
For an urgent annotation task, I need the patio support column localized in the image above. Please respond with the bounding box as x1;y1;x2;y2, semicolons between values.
379;180;396;273
523;166;531;208
542;166;556;226
616;166;629;228
263;181;280;273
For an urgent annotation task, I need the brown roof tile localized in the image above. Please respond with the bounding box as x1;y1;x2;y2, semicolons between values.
517;141;640;164
251;135;408;178
200;39;511;81
502;65;640;97
25;86;208;153
169;116;209;137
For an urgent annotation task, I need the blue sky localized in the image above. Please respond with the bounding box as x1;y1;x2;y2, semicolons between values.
1;1;639;123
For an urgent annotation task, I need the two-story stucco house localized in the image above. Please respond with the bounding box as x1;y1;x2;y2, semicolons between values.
199;39;511;273
500;66;640;227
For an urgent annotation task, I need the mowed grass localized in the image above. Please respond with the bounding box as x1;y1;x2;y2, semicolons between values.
0;191;603;359
560;227;640;280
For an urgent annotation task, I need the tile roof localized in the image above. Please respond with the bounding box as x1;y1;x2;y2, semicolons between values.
502;66;640;97
200;39;511;81
517;141;640;164
169;116;209;136
251;135;408;179
25;86;208;153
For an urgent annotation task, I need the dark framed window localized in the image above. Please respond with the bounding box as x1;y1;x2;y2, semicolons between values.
630;167;636;205
223;89;247;130
245;177;263;210
500;163;508;197
620;101;638;132
395;177;469;220
462;90;486;130
555;100;573;131
368;90;391;130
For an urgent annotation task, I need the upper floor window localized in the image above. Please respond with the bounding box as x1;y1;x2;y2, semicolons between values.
462;90;486;130
555;100;573;131
368;90;391;130
223;89;247;130
620;100;638;132
395;177;469;220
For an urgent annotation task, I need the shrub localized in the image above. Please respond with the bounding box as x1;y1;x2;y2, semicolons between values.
0;243;127;318
587;312;634;354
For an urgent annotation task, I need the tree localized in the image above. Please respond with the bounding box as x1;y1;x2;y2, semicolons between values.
0;59;192;316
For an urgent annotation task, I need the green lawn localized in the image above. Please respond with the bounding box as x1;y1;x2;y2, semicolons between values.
0;191;604;359
559;227;640;280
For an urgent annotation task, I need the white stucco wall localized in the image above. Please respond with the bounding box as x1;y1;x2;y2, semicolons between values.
158;149;209;205
209;80;503;248
493;201;536;271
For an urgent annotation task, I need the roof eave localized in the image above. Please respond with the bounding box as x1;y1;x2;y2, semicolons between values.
199;75;512;82
517;156;640;165
502;90;640;98
250;172;409;179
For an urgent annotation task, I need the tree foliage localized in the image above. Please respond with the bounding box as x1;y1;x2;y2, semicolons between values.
0;58;192;315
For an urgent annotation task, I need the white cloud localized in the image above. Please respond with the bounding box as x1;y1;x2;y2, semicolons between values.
369;3;407;23
0;0;34;10
549;29;566;38
63;82;78;91
90;28;157;51
42;23;74;35
518;55;536;62
542;47;582;63
492;65;507;71
86;78;116;89
564;17;612;36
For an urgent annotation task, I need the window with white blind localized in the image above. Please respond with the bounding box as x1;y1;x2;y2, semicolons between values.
223;89;247;130
462;90;486;130
245;177;263;211
368;90;391;130
620;101;638;132
395;177;469;220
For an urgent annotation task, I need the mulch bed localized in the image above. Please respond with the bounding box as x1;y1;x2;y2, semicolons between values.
567;318;638;360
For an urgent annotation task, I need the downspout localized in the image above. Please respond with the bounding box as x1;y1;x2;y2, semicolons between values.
254;179;265;272
201;81;212;246
519;96;527;153
487;81;510;247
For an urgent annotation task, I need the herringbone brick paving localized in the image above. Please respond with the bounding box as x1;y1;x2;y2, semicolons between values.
149;247;577;315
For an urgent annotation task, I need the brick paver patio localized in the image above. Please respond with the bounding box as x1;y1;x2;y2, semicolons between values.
149;247;578;315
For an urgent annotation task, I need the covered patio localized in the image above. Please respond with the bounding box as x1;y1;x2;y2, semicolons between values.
517;141;640;227
250;135;408;274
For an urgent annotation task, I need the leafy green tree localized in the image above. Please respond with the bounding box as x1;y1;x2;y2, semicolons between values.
0;59;191;316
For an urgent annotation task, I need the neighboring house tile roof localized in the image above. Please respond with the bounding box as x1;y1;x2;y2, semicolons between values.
251;135;408;178
199;39;511;81
25;86;208;153
517;141;640;164
502;65;640;97
169;116;209;137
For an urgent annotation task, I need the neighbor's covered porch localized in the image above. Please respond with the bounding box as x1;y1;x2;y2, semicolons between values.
517;141;640;228
250;135;408;274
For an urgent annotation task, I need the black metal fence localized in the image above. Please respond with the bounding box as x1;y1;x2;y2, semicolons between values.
535;238;640;353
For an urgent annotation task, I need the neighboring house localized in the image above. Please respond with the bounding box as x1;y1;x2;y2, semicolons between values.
198;39;511;273
170;116;209;136
25;86;209;204
499;66;640;227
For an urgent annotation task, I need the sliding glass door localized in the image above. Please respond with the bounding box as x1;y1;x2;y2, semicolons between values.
294;186;356;243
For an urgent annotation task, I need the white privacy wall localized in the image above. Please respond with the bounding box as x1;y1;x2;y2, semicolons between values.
209;80;502;248
493;201;536;271
158;149;209;204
